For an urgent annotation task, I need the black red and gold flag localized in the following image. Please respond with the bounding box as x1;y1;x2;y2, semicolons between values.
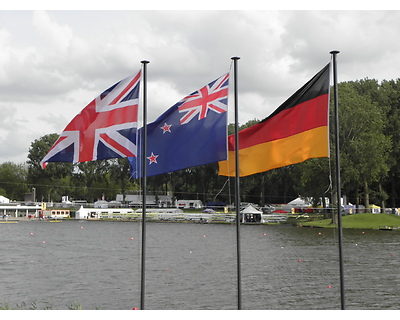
219;63;330;177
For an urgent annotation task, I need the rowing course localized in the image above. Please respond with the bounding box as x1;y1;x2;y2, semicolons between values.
0;221;399;310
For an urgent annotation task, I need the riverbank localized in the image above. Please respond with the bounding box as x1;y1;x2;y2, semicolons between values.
7;212;400;230
300;213;400;230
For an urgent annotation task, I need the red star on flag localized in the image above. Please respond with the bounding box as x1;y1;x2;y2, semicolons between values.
160;123;172;134
147;152;159;164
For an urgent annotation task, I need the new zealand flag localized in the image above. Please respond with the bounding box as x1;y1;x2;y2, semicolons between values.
129;73;229;178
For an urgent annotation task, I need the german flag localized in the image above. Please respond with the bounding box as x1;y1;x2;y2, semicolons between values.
219;63;331;177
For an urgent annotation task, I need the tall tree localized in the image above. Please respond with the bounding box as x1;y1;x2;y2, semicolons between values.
378;79;400;207
0;162;29;200
336;81;391;210
73;160;111;203
27;133;73;202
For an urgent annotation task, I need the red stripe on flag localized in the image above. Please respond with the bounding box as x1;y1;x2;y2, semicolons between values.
99;133;136;157
228;94;329;151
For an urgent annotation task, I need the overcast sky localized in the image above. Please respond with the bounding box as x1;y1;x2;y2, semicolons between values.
1;7;400;164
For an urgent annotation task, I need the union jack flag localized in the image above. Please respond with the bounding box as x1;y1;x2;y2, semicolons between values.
40;71;141;169
178;73;229;125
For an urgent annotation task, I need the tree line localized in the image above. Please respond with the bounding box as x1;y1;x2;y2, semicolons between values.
0;78;399;209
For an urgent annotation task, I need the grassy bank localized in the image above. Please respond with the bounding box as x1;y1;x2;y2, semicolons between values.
300;213;400;230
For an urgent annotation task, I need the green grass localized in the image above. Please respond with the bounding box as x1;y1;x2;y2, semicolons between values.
301;213;400;230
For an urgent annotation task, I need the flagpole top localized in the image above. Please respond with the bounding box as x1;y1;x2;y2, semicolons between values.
231;57;241;60
141;60;150;64
330;50;340;55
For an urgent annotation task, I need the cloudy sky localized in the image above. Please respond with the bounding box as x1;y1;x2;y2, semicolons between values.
1;7;400;164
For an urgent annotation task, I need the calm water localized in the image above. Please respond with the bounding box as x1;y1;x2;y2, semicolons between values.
0;220;399;310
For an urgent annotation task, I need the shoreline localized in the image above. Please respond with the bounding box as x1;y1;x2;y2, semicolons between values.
5;213;400;230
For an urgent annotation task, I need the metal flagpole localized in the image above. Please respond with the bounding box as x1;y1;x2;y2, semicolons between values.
140;60;149;310
330;50;346;310
231;56;242;310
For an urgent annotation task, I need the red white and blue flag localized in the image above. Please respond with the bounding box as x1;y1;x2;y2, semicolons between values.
129;73;229;178
40;71;141;169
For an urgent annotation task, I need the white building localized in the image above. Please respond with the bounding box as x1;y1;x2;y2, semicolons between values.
116;194;173;207
176;200;203;209
0;204;42;218
125;194;157;206
75;206;135;219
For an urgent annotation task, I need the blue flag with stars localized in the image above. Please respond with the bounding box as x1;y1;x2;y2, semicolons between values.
129;73;229;178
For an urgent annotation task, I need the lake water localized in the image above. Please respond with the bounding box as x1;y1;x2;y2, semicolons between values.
0;220;399;310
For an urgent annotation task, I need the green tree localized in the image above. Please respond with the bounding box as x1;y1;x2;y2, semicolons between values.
107;158;140;203
293;158;331;208
336;81;391;210
27;133;73;202
73;160;111;202
0;162;29;200
378;79;400;207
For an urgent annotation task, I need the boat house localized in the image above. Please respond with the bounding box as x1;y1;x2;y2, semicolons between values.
0;204;42;218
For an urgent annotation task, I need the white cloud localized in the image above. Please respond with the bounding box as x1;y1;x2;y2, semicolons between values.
32;10;73;52
0;103;36;163
1;10;400;164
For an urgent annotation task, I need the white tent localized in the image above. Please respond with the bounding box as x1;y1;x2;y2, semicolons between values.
75;206;88;219
287;197;309;207
283;197;311;212
94;200;108;208
240;204;263;223
0;196;10;203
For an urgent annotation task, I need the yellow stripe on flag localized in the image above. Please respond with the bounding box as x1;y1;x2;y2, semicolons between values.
218;126;328;177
